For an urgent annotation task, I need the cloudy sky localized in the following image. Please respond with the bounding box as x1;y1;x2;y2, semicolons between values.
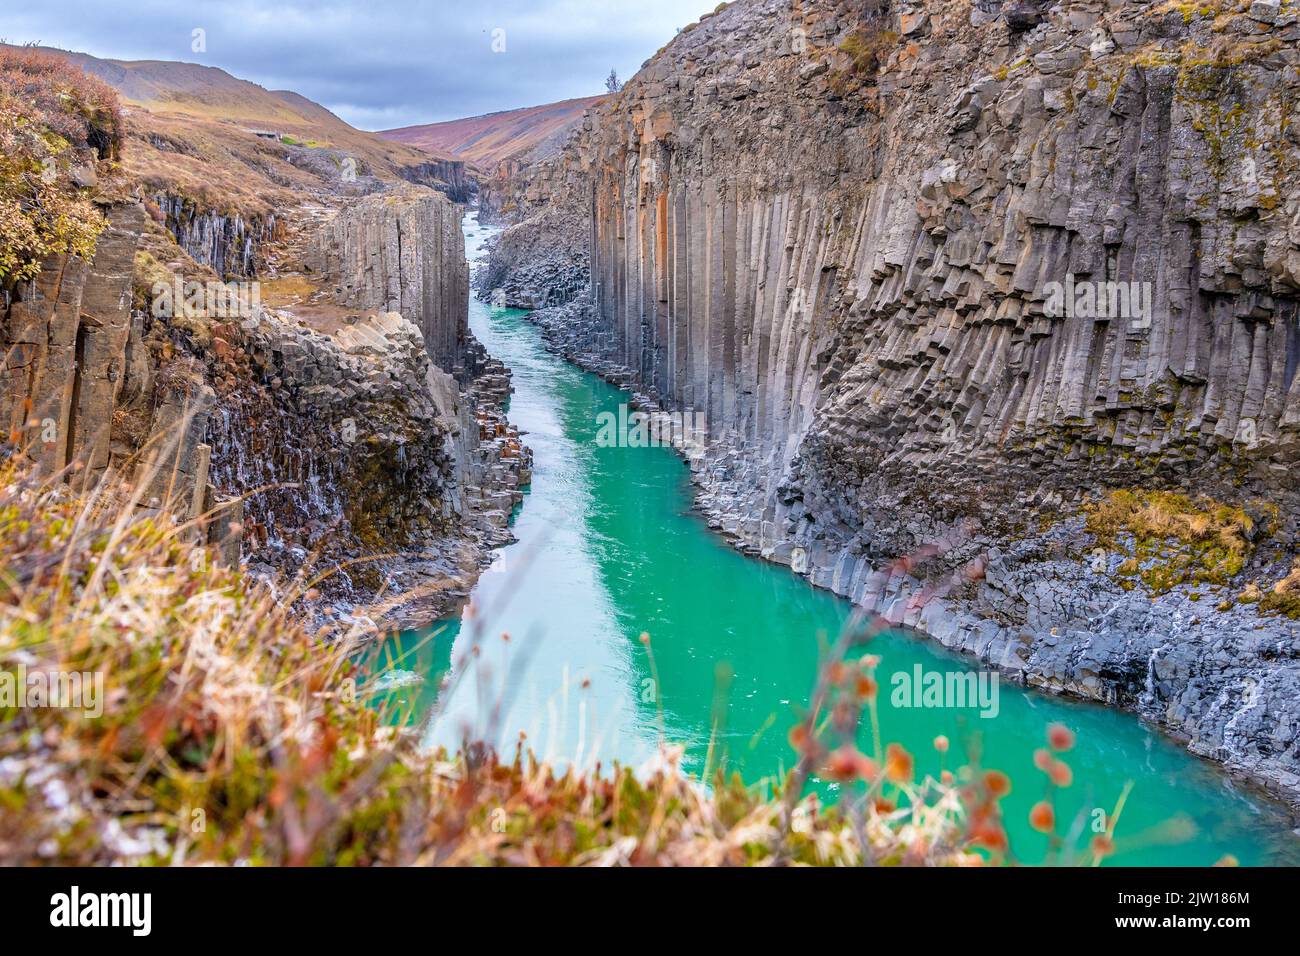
1;0;718;129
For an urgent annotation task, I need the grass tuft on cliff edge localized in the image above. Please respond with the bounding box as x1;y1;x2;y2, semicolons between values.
0;455;1134;866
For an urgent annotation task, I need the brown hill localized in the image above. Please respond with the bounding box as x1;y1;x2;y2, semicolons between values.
8;45;467;218
381;95;605;169
45;47;456;159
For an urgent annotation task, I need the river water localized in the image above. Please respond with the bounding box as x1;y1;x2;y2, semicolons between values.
372;212;1300;865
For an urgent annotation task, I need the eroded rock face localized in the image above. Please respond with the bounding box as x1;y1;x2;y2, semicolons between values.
307;186;470;374
399;159;474;204
509;0;1300;800
153;193;279;279
475;210;589;310
0;199;243;559
476;108;602;309
195;188;528;621
2;202;148;480
201;307;517;613
4;181;527;625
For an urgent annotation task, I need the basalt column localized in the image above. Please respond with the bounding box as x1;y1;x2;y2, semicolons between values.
1;201;146;480
308;186;470;374
590;137;839;531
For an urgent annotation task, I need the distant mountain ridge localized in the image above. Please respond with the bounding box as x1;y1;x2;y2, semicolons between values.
380;95;606;169
2;44;470;225
23;45;456;161
40;49;318;125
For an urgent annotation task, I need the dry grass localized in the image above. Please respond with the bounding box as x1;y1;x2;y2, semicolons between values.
0;456;1133;866
109;81;459;224
1085;489;1256;594
838;27;899;76
1239;558;1300;619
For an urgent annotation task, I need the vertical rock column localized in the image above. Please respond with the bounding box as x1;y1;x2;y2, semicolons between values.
308;186;470;374
1;201;145;481
71;203;147;479
589;138;835;533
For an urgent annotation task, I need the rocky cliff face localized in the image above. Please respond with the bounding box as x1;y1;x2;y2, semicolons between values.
188;187;527;621
2;47;523;631
200;305;526;620
1;198;243;563
308;187;471;374
151;192;287;279
474;106;599;308
4;179;525;625
476;211;591;309
504;0;1300;801
399;159;474;204
2;202;145;479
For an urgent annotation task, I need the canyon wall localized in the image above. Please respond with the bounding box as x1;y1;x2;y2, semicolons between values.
516;0;1300;800
0;199;240;559
191;186;526;619
3;180;523;623
308;187;471;374
474;109;600;307
1;48;518;626
200;305;526;619
399;158;474;204
1;202;146;479
153;193;280;279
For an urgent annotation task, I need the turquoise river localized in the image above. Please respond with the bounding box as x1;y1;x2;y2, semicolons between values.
372;213;1300;866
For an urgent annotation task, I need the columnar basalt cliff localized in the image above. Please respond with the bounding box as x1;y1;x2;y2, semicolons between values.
502;0;1300;800
308;188;471;373
152;192;282;279
2;202;145;479
399;159;474;204
473;108;600;308
4;93;524;626
1;196;245;566
184;187;528;621
200;305;527;620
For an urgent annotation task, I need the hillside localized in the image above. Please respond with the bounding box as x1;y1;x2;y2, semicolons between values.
7;46;470;221
45;46;458;162
0;44;473;284
4;0;1296;882
380;95;606;169
1;43;527;624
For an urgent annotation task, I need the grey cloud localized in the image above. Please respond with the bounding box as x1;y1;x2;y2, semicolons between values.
1;0;717;127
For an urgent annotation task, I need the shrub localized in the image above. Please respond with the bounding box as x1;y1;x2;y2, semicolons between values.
0;46;122;284
838;27;899;76
1085;489;1255;593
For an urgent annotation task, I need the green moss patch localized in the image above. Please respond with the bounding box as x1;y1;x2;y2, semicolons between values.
1085;489;1258;594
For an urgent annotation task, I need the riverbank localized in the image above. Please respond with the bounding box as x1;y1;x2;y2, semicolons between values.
469;0;1300;810
1;214;1294;866
376;213;1300;865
